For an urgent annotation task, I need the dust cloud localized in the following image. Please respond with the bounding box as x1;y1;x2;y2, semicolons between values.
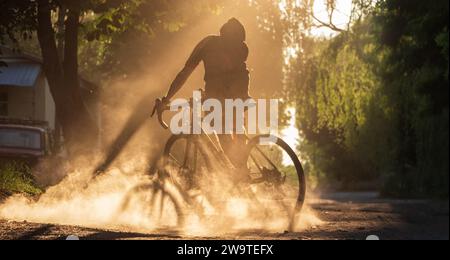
0;159;322;236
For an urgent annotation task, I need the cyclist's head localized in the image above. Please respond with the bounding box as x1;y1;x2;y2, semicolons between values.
220;18;246;43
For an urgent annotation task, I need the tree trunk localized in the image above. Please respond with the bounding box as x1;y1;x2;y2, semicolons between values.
56;6;66;61
53;5;66;153
37;0;99;157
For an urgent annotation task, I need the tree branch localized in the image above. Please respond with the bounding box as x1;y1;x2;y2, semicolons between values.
311;13;347;33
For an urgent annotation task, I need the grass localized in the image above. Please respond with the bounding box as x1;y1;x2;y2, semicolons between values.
0;161;43;196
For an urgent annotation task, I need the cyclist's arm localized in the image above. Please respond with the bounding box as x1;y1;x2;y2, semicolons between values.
165;65;195;101
165;36;211;100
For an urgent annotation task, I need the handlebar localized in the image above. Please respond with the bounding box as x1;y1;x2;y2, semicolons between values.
152;89;207;130
151;98;170;129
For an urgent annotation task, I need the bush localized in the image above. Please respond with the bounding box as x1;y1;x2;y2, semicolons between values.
0;161;43;195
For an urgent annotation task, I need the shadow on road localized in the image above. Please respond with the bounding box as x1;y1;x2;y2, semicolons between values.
16;224;54;240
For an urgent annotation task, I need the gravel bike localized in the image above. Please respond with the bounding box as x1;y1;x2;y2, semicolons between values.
119;95;306;231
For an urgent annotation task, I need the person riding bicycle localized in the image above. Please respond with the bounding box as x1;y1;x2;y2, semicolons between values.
159;18;250;169
152;19;305;224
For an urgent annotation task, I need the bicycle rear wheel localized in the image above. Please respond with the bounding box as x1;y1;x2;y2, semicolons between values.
245;135;306;231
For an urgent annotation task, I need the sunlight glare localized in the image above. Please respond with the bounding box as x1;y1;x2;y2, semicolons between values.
311;0;353;37
281;107;299;166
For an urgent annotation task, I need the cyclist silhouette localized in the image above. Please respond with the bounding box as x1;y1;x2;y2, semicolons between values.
161;18;250;168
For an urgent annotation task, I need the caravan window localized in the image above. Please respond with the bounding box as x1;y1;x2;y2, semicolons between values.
0;128;42;150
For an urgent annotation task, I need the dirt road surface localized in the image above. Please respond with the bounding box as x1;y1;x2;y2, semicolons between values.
0;192;448;240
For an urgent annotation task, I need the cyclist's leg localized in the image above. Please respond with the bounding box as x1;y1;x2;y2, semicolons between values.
218;133;248;169
208;93;249;170
218;104;249;169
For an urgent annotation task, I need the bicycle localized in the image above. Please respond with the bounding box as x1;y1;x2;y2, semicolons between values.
119;95;306;231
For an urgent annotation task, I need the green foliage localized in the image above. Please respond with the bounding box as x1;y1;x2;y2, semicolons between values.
374;0;449;198
291;0;449;198
77;0;234;81
292;26;384;188
0;0;37;46
0;0;221;78
0;161;43;195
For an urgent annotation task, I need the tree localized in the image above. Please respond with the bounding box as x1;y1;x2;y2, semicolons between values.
373;0;449;197
287;0;448;197
36;0;99;156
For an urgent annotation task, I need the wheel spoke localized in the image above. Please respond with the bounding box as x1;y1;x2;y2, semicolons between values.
255;146;280;171
250;153;264;174
159;193;166;220
168;154;181;166
183;139;192;166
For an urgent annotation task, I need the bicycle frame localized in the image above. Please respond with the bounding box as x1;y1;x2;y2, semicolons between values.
157;93;300;185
